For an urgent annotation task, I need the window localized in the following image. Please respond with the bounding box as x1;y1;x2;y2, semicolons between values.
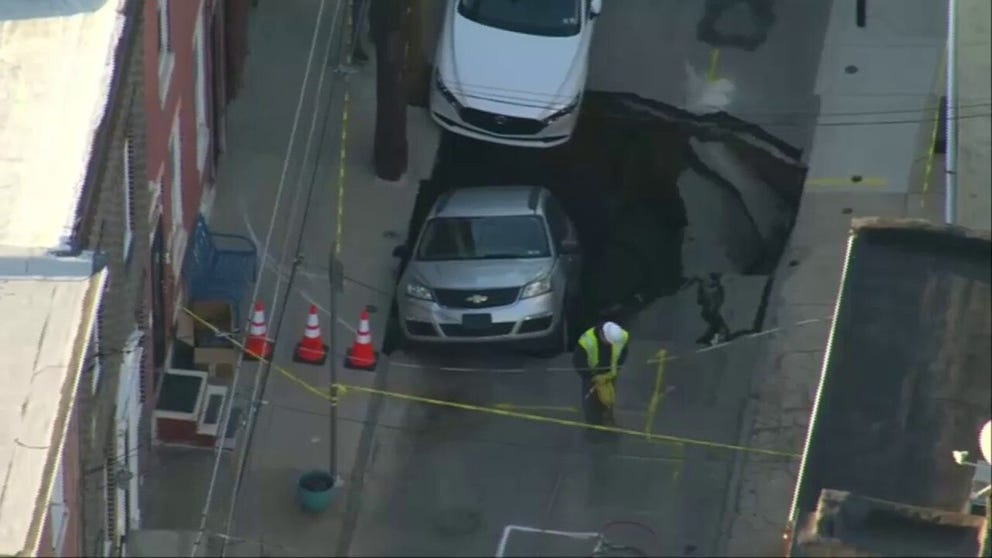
416;216;551;261
544;197;569;247
157;0;175;102
148;172;163;239
122;134;134;262
193;11;210;172
49;461;68;556
458;0;582;37
197;385;228;437
91;299;105;395
169;117;186;279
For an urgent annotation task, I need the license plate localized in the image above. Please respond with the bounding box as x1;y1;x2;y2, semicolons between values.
462;313;492;329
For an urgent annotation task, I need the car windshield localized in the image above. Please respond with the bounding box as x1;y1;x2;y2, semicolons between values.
458;0;582;38
416;215;551;261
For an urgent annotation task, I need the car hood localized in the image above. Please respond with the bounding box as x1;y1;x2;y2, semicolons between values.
408;258;553;290
443;13;585;118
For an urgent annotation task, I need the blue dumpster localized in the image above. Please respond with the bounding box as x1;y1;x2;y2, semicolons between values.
297;470;338;513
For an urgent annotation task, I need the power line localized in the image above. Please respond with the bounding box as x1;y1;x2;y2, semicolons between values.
217;0;348;553
188;1;334;555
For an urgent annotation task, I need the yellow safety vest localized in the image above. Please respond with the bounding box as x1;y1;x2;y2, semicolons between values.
577;326;629;378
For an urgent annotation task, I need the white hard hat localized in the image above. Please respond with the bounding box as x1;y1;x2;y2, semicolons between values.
602;321;624;345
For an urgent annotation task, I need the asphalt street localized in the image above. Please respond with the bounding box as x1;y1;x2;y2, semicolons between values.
142;1;838;556
337;1;833;557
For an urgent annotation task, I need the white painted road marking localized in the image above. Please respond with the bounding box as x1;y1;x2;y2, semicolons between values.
495;524;600;557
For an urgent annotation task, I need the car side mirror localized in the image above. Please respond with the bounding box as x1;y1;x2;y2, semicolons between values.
560;239;580;255
392;245;409;259
589;0;602;18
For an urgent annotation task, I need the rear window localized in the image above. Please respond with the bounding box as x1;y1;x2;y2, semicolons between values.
458;0;582;38
416;215;551;261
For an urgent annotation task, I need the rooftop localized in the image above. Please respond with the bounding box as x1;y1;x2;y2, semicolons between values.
788;218;992;556
0;0;124;554
0;249;105;556
0;0;125;250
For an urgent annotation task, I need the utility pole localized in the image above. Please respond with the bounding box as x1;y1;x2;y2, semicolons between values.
329;246;343;476
370;0;408;181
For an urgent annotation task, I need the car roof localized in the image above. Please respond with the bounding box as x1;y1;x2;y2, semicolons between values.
431;186;546;218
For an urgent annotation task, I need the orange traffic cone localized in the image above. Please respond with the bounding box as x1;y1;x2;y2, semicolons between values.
294;305;328;365
344;308;378;371
244;301;274;361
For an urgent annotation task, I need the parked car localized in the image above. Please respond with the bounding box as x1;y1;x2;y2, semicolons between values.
393;186;582;354
430;0;602;148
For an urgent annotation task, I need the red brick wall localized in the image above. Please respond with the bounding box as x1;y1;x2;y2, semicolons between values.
143;0;216;323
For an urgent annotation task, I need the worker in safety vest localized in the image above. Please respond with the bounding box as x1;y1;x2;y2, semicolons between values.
572;321;630;430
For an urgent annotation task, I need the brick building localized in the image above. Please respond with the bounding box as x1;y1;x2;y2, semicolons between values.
142;0;249;404
0;0;140;555
0;0;250;556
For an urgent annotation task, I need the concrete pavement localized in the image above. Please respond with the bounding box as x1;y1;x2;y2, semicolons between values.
955;0;991;231
721;0;948;554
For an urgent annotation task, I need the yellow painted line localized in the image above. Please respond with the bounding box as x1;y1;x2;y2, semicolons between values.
921;42;948;202
643;349;668;439
181;307;800;458
494;404;579;413
805;176;887;188
707;49;720;83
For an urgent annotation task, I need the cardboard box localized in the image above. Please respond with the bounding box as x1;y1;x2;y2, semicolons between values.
193;346;238;373
190;300;235;345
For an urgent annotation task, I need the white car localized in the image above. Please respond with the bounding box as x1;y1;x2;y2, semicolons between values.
430;0;602;148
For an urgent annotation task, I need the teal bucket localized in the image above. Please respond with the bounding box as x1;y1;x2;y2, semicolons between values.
297;470;338;513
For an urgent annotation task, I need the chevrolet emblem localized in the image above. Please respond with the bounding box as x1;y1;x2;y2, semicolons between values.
465;294;489;304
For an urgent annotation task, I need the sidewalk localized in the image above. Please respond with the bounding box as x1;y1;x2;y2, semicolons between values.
140;0;440;554
719;0;947;554
956;0;991;231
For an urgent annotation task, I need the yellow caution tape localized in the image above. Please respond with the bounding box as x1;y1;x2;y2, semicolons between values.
181;306;800;458
643;349;668;439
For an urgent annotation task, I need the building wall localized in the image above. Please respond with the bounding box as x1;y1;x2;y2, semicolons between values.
72;0;151;555
143;0;217;325
39;403;82;558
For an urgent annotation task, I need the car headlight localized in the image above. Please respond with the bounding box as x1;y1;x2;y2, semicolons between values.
405;281;434;301
543;97;580;124
521;277;552;299
434;70;461;109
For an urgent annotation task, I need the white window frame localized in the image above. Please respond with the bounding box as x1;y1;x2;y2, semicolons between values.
197;385;228;437
168;114;185;279
91;317;103;395
115;330;145;531
157;0;175;103
154;368;208;421
122;134;134;261
148;167;163;242
49;461;69;556
193;8;211;172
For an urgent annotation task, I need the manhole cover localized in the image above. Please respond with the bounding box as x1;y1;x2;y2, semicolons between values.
434;508;482;536
845;64;859;74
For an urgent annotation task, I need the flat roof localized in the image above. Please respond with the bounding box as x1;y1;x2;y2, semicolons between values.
0;0;126;250
788;218;992;554
0;249;106;556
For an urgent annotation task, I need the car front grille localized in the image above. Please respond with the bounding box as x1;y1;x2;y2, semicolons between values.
440;323;515;337
458;108;547;135
434;287;521;309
